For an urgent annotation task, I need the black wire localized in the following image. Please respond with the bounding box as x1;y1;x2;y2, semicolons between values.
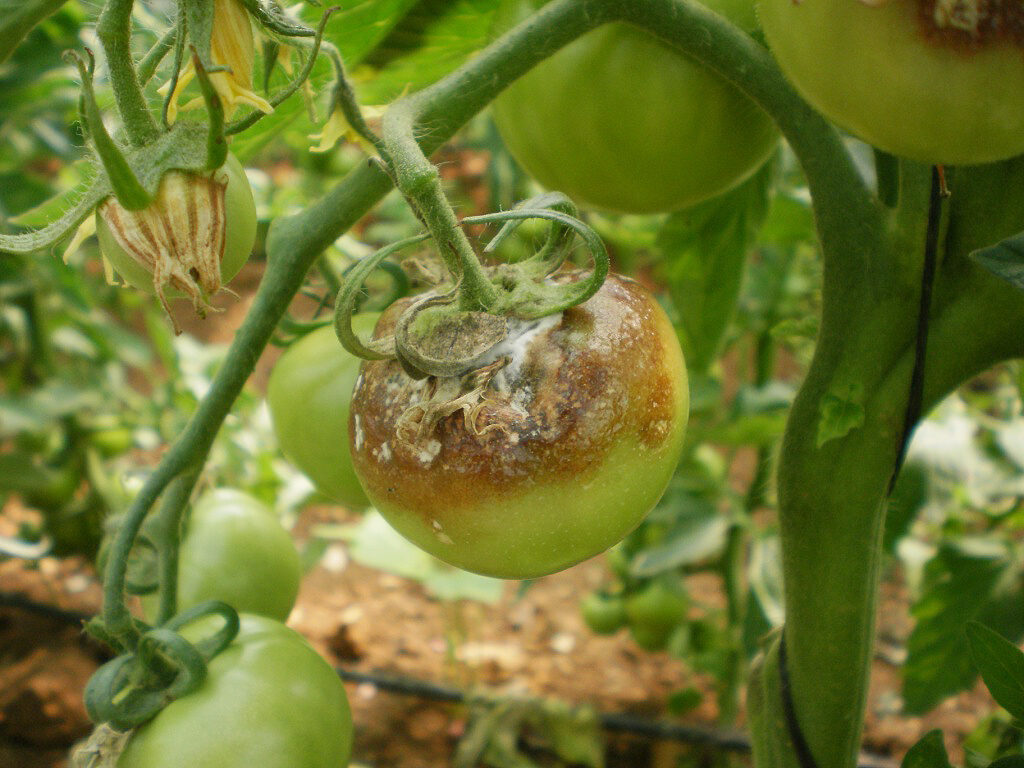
779;631;820;768
889;165;943;492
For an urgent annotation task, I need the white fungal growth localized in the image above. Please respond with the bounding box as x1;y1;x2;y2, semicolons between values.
485;313;562;394
353;414;364;450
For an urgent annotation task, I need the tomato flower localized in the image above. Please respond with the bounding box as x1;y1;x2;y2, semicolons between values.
161;0;273;122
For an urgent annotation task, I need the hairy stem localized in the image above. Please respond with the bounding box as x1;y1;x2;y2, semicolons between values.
96;0;159;146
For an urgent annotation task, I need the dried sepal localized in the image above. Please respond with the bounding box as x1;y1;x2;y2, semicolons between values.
97;168;229;333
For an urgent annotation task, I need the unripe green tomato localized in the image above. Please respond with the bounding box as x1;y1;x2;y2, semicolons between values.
625;580;688;638
580;592;628;635
96;152;256;296
758;0;1024;165
267;315;379;509
118;614;353;768
491;0;778;213
629;622;674;652
143;489;301;623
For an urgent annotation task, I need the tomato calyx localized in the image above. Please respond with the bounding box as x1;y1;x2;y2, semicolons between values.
334;193;609;380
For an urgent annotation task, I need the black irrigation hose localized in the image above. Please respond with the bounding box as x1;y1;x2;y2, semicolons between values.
336;666;896;768
1;590;895;768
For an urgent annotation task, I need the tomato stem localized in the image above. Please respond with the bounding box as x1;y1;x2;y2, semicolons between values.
96;0;160;146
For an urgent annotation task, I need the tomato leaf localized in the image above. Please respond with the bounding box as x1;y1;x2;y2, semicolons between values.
966;621;1024;721
357;0;502;105
629;496;730;577
0;0;67;64
816;381;865;447
658;161;773;373
970;233;1024;292
900;730;952;768
902;538;1024;714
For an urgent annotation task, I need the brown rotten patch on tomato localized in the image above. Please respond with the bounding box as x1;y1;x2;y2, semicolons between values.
350;275;682;517
916;0;1024;50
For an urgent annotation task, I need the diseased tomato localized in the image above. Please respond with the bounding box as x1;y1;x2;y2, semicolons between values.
491;0;778;213
349;274;689;579
759;0;1024;165
117;614;353;768
95;152;256;305
143;489;301;623
267;316;379;509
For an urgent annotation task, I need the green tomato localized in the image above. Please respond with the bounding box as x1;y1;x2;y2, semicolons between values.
581;592;628;635
491;0;778;214
267;316;380;509
118;614;353;768
144;489;301;623
759;0;1024;165
625;580;688;637
350;275;689;579
96;152;256;298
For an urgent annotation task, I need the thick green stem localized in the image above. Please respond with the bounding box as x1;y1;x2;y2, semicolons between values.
96;0;159;146
383;104;498;310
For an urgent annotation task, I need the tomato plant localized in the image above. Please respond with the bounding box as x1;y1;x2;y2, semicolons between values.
145;489;301;623
490;0;778;213
267;316;379;509
759;0;1024;165
117;614;353;768
95;152;257;307
349;275;689;579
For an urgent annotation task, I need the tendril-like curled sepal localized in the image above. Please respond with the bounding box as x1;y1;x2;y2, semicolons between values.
84;601;239;731
332;194;609;379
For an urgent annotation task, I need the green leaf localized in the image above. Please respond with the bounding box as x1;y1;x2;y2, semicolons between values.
967;621;1024;721
971;233;1024;292
629;497;730;577
903;539;1024;714
345;512;503;603
658;162;773;373
816;382;865;448
900;730;953;768
0;0;67;64
358;0;502;105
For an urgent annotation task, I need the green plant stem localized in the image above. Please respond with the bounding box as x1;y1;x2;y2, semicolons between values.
137;25;177;86
96;0;159;146
150;472;197;626
379;0;618;313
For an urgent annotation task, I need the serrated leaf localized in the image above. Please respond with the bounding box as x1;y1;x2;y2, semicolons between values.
967;622;1024;721
816;382;865;448
971;233;1024;291
658;162;773;373
903;540;1024;714
900;730;953;768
